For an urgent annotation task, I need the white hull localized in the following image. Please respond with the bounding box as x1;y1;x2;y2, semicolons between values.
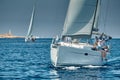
51;42;106;67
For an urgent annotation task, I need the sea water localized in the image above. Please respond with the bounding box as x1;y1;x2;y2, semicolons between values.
0;38;120;80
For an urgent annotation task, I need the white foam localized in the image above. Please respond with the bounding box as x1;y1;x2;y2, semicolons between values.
108;57;120;62
63;66;80;70
83;65;107;68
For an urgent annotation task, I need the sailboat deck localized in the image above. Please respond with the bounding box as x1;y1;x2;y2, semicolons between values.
59;42;93;49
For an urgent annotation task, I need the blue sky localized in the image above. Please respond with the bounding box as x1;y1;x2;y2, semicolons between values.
0;0;120;38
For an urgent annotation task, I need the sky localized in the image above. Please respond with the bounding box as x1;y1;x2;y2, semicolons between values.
0;0;120;38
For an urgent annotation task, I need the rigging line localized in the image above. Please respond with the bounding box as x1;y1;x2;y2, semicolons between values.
97;0;102;30
90;0;99;37
98;0;102;32
103;0;110;34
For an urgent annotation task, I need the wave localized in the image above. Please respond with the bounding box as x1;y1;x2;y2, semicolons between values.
107;57;120;62
110;70;120;75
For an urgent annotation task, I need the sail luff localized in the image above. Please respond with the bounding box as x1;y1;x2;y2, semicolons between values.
61;0;71;38
26;5;35;38
62;0;99;39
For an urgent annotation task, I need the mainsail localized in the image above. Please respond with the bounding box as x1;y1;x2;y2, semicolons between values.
25;5;35;41
62;0;100;38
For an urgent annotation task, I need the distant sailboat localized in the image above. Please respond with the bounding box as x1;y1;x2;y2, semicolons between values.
51;0;112;67
25;4;35;42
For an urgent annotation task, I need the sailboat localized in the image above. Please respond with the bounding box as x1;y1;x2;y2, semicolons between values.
25;5;36;42
51;0;112;67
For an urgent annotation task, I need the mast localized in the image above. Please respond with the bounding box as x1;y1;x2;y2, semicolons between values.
91;0;100;37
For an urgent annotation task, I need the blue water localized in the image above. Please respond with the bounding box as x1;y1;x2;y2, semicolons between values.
0;38;120;80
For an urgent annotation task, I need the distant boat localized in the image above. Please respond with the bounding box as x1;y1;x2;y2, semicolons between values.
51;0;112;67
25;4;36;42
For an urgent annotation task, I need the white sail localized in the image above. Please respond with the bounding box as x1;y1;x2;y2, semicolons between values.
25;5;35;42
62;0;100;38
